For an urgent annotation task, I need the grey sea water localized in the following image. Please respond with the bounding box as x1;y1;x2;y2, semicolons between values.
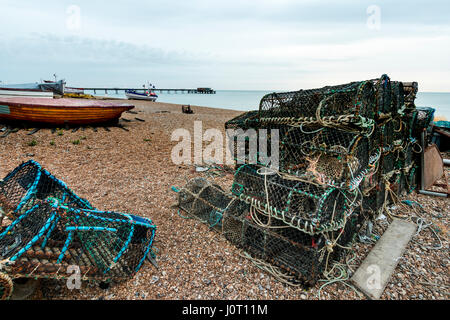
87;90;450;119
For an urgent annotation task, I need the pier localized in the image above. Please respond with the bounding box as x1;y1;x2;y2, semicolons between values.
76;87;216;95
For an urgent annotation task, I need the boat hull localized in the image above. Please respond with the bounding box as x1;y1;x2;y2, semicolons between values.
0;88;54;98
125;92;157;101
0;98;134;125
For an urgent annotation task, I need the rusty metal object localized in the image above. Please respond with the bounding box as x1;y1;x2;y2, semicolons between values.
423;144;444;189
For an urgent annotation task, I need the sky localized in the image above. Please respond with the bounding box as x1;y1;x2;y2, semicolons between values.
0;0;449;91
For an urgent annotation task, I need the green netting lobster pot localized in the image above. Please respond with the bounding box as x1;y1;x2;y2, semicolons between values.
403;110;418;140
1;198;156;281
392;115;407;143
386;170;405;198
222;198;360;285
231;164;356;233
225;123;279;168
380;147;395;175
258;80;375;120
396;141;415;169
361;181;386;217
375;120;394;148
413;107;435;137
373;74;392;115
279;126;370;186
402;82;418;111
390;81;405;116
222;202;321;285
177;177;233;230
225;110;260;130
405;166;418;194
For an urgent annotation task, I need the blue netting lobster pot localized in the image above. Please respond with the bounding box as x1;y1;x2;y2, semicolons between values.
0;161;156;285
0;160;92;214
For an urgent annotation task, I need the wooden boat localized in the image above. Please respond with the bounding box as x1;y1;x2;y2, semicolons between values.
0;97;134;125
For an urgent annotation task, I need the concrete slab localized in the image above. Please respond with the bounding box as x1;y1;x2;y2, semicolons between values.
350;218;416;299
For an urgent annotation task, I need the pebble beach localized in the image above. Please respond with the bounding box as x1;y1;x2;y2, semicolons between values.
0;99;448;300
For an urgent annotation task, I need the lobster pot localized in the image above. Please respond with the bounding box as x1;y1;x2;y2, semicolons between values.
0;161;156;288
1;199;156;280
222;199;361;285
52;205;155;277
386;170;405;198
0;200;55;261
402;82;419;110
258;80;375;120
0;160;92;217
225;110;260;130
373;74;392;115
279;125;370;185
412;107;435;138
403;110;418;138
380;150;395;177
361;181;386;217
390;81;405;116
231;164;357;232
224;124;279;168
177;178;234;230
375;120;394;149
405;165;418;194
392;115;408;143
394;142;415;171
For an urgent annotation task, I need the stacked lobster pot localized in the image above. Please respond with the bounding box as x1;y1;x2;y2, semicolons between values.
224;79;380;285
0;160;156;300
177;74;432;285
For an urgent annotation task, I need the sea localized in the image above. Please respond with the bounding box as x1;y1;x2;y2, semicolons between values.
85;90;450;120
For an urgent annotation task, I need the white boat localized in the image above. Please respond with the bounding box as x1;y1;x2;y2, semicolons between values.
65;87;85;94
0;88;54;98
0;80;65;98
125;89;158;101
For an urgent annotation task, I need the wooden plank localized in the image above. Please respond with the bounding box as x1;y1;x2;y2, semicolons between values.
350;219;416;299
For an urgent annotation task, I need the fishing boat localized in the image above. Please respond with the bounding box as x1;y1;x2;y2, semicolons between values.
0;88;54;98
0;80;65;98
0;97;134;125
125;89;158;101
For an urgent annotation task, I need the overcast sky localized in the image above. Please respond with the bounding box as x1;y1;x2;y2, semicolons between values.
0;0;449;91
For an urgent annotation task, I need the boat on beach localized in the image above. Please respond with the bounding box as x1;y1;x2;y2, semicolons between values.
0;97;134;125
0;88;54;98
125;89;158;101
0;80;65;98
